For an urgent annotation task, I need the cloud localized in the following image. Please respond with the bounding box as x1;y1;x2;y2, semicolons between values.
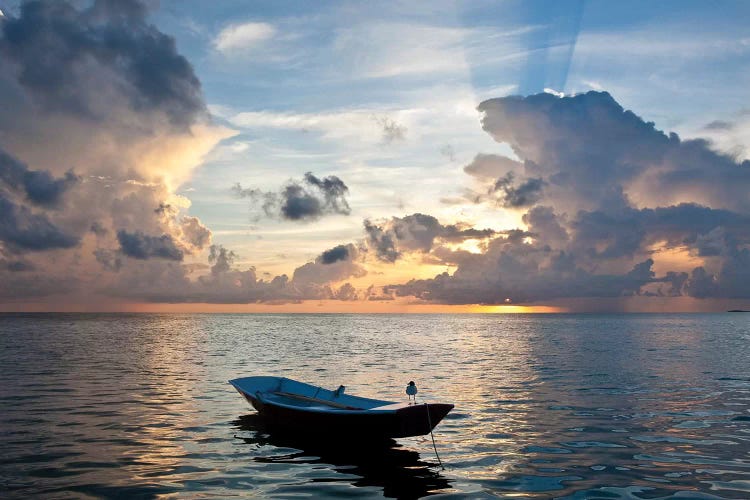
208;244;236;274
490;172;545;208
117;230;184;261
376;116;407;144
697;113;750;161
386;230;663;304
180;216;212;250
459;154;544;208
213;21;275;53
704;120;734;131
320;244;351;264
463;153;522;179
0;194;79;251
94;248;122;272
440;144;456;162
0;146;79;252
97;243;365;304
292;243;365;289
363;219;400;263
333;282;358;301
0;0;206;128
381;91;750;305
477;91;750;213
232;172;351;222
364;213;497;262
3;1;749;311
0;0;231;303
0;147;78;207
1;258;35;272
523;206;568;244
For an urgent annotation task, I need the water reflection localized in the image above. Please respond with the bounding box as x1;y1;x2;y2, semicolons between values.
232;413;452;499
3;313;750;498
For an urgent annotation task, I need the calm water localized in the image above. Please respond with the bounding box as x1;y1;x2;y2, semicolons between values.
1;313;749;499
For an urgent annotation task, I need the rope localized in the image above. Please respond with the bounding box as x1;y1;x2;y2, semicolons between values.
423;401;444;470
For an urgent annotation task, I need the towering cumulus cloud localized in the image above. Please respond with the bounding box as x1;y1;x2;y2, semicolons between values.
0;0;233;302
0;1;365;306
386;92;750;305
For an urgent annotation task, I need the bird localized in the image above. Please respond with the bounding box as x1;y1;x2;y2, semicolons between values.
406;381;418;404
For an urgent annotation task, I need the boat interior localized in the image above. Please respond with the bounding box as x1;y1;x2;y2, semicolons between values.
230;376;403;411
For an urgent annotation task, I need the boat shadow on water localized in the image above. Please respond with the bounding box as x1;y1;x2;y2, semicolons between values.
232;413;452;498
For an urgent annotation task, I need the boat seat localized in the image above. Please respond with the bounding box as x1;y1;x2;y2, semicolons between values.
270;391;363;410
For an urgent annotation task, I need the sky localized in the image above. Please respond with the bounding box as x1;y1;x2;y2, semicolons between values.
1;0;749;312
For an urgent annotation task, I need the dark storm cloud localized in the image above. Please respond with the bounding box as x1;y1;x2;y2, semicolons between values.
684;267;717;298
232;172;351;222
686;248;750;299
0;0;206;127
363;219;399;262
571;203;750;260
0;147;78;207
492;172;545;208
117;230;183;261
0;194;80;251
523;206;568;243
280;183;325;220
297;172;350;217
364;213;497;262
320;244;350;264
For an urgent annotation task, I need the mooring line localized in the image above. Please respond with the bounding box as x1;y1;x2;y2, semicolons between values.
424;401;444;470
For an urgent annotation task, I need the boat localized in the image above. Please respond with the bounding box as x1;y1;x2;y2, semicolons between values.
229;376;454;439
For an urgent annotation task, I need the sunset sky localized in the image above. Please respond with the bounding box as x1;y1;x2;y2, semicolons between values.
1;0;749;312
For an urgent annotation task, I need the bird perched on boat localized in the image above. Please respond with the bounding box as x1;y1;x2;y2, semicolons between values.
406;381;418;403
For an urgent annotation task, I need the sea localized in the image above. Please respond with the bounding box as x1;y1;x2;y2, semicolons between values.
1;313;749;499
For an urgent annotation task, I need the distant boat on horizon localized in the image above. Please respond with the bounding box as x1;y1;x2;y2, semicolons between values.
229;376;454;439
727;309;750;312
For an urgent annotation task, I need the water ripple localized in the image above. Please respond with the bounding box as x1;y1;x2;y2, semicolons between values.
1;313;749;498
